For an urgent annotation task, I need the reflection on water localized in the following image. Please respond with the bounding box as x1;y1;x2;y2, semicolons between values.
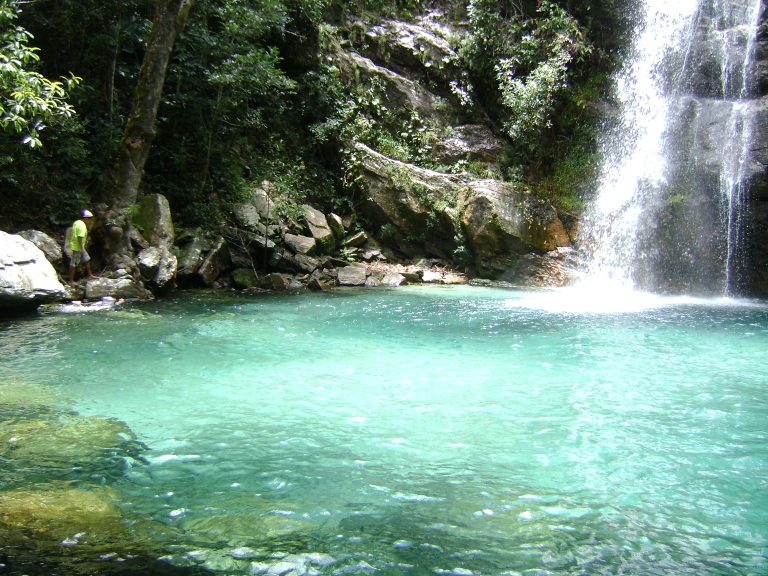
1;286;767;575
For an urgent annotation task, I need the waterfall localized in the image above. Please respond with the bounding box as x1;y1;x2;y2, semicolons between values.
578;0;763;295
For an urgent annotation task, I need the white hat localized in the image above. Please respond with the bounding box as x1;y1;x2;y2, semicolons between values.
82;209;94;218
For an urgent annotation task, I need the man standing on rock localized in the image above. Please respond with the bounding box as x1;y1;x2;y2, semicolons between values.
67;209;97;283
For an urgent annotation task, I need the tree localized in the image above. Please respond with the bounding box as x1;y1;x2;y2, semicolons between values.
0;0;79;147
103;0;192;265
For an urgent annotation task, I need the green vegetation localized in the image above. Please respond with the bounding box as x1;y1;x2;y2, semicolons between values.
0;0;639;232
0;0;80;148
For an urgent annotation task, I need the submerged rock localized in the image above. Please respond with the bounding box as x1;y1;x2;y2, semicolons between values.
0;379;66;419
0;415;145;475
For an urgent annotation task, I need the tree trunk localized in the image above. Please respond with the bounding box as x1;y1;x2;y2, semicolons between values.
104;0;192;262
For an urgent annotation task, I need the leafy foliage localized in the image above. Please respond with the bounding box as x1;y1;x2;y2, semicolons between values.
0;0;80;147
0;0;642;235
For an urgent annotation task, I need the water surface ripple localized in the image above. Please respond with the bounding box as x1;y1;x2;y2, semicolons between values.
0;286;766;575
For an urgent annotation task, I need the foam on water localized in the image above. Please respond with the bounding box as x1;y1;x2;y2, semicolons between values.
506;284;768;314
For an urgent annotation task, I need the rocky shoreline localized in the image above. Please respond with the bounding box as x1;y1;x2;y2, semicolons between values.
1;188;578;316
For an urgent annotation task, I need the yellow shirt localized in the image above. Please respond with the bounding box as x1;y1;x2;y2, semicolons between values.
69;219;88;252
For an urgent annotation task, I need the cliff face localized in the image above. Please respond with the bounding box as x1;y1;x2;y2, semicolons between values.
748;0;768;295
656;0;768;295
332;9;576;284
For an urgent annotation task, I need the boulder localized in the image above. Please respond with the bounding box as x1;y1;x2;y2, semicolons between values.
137;246;177;291
421;270;443;283
17;230;63;266
382;272;407;286
337;265;368;286
0;231;66;312
265;273;304;291
85;277;152;300
232;203;268;235
327;213;345;240
459;180;571;278
344;231;369;248
251;185;276;220
280;252;320;274
431;124;504;164
232;268;259;289
284;233;317;255
133;193;174;248
355;143;461;258
198;237;231;286
176;235;210;280
302;205;336;252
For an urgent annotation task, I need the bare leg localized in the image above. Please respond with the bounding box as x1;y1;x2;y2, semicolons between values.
85;261;97;279
68;265;76;283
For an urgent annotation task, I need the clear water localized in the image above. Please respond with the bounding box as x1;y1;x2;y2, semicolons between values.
2;286;768;575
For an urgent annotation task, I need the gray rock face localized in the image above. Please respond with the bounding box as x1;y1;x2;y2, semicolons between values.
431;125;504;164
459;180;570;277
232;203;268;235
337;265;368;285
84;277;152;300
382;272;407;286
17;230;63;266
137;246;178;290
134;193;175;248
356;143;462;258
364;15;459;75
335;50;444;122
327;213;345;240
302;205;336;252
198;237;231;286
0;231;66;312
284;233;317;255
175;233;210;280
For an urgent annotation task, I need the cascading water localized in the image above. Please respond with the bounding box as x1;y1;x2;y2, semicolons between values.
579;0;763;295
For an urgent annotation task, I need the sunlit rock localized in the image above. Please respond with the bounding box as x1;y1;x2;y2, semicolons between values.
0;231;66;312
337;265;367;286
285;233;317;256
459;180;570;279
85;276;152;300
302;205;336;253
175;231;210;281
137;246;178;291
17;229;63;266
198;237;231;286
431;125;504;164
327;213;345;241
343;231;368;248
335;51;442;121
0;484;136;559
382;272;407;286
354;143;461;259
